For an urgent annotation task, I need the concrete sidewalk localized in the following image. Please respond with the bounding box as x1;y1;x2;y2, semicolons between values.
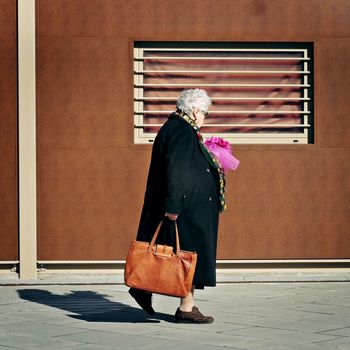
0;281;349;349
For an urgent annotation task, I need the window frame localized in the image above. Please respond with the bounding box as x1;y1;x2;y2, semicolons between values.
133;42;314;145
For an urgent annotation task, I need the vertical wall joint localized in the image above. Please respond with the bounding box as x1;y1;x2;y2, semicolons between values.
18;0;37;279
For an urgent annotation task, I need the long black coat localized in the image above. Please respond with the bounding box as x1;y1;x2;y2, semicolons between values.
136;114;220;289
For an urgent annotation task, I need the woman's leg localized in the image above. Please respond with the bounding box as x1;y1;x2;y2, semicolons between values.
175;285;214;323
128;288;154;315
179;285;195;311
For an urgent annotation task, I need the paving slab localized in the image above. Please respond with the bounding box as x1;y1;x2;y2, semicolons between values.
0;282;349;349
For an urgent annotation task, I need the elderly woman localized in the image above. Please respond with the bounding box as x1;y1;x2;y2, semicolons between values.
129;89;226;323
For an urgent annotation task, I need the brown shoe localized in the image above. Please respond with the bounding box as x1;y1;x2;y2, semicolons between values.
128;288;155;315
175;306;214;323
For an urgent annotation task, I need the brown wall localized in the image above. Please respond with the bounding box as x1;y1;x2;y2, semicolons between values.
0;0;18;261
36;0;350;260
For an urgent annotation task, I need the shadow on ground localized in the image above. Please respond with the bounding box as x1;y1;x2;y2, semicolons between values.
17;289;175;323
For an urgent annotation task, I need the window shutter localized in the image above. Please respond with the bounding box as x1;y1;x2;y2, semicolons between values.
134;42;313;144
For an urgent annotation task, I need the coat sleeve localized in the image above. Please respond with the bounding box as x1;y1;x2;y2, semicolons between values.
162;121;195;214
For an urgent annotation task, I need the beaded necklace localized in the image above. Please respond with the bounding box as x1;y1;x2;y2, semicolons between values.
173;112;227;213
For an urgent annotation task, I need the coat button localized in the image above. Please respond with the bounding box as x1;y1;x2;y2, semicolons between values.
206;168;210;173
209;196;212;201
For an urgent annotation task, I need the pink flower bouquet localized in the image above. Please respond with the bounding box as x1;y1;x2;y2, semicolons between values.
204;137;240;171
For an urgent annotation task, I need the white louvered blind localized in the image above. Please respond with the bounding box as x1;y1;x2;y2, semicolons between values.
134;43;313;144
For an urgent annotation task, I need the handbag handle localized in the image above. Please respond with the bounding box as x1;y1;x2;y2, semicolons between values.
148;220;180;255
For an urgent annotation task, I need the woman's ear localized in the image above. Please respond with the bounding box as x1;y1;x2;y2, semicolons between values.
192;109;199;120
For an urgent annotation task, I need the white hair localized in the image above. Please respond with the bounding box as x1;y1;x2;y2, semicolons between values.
176;89;212;115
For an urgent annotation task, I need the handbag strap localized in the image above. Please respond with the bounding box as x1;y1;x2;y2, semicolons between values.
148;220;180;255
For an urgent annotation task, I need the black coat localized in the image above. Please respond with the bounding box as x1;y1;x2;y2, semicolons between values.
136;114;220;289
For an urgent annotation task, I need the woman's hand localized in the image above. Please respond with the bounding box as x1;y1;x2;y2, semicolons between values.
165;212;178;221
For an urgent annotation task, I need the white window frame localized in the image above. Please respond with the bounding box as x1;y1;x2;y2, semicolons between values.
133;42;314;145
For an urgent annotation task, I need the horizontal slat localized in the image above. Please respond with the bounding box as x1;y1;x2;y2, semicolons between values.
135;70;310;74
136;97;311;101
135;124;310;128
204;133;308;138
136;56;310;61
135;132;309;140
136;83;310;87
137;110;309;114
138;133;308;138
139;48;308;52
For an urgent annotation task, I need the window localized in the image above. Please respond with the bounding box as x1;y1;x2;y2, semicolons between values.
134;42;314;144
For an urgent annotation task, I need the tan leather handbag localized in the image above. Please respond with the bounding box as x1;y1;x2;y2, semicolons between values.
124;220;197;298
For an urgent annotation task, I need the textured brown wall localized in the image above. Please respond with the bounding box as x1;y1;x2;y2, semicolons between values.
0;0;18;261
36;0;350;260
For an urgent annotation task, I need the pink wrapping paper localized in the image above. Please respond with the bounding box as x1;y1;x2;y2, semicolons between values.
204;137;240;171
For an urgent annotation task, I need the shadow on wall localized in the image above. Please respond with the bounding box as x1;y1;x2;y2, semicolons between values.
17;289;173;323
